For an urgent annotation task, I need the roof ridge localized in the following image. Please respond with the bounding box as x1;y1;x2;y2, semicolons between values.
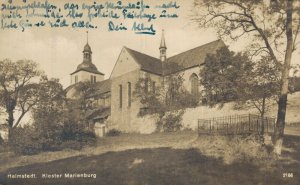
125;47;160;61
167;39;223;60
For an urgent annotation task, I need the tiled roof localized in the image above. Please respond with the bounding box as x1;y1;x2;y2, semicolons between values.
125;47;163;75
87;107;111;120
125;39;225;76
65;79;111;97
164;39;225;75
70;67;104;75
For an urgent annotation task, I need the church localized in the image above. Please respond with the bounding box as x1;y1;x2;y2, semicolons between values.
66;31;226;134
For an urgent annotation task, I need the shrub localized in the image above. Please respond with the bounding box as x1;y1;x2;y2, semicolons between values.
0;135;4;145
156;110;184;132
36;124;64;151
0;135;9;153
106;129;122;137
61;122;96;148
9;121;96;155
10;126;43;155
193;134;272;164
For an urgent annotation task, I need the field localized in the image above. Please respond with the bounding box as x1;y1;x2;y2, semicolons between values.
0;128;300;185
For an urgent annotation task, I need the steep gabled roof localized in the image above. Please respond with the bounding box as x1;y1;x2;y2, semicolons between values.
125;47;163;75
123;39;226;76
163;39;226;75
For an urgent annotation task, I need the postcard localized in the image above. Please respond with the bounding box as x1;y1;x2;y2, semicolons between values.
0;0;299;184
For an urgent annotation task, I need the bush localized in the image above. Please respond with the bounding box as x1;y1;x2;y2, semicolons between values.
10;126;43;155
0;135;4;145
106;129;122;137
61;122;96;148
156;110;184;132
9;121;96;155
192;134;272;164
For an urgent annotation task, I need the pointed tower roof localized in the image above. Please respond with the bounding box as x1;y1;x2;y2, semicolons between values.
159;29;167;49
83;31;92;53
83;43;92;52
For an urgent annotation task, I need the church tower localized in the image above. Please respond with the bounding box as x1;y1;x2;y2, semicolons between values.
83;39;92;63
70;32;104;85
159;29;167;62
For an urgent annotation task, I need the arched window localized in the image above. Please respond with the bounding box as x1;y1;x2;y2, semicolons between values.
190;73;199;96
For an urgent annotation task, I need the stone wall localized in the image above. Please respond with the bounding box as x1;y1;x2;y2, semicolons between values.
110;70;162;133
110;69;140;132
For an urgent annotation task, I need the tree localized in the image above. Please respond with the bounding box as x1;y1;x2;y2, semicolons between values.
133;75;198;132
200;47;253;107
134;77;165;117
67;81;99;128
32;77;65;150
200;47;280;139
0;59;42;142
236;56;281;137
193;0;300;155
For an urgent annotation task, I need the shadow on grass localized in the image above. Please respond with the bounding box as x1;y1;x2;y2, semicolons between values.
282;135;300;160
0;145;299;185
274;135;300;184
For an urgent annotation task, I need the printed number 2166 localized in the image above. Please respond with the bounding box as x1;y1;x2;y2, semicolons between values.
283;173;293;178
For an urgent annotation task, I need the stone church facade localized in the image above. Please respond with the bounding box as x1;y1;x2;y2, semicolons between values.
66;31;226;133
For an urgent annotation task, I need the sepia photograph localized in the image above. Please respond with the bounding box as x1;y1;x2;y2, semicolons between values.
0;0;299;184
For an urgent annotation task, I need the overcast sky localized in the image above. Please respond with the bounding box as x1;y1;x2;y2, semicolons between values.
1;0;299;88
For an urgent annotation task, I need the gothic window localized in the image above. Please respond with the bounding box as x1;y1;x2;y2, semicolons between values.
119;85;122;108
128;82;131;107
190;73;199;96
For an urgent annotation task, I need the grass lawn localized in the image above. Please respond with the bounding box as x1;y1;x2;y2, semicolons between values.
0;130;299;185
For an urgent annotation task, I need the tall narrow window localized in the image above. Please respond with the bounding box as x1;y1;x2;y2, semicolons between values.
144;78;149;93
94;76;96;83
128;82;131;107
91;75;93;83
119;85;122;108
152;81;156;93
75;75;78;83
190;73;199;96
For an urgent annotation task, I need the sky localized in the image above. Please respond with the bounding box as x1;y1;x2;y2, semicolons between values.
0;0;299;88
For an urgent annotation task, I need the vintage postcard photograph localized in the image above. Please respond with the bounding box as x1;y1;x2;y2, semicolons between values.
0;0;299;184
